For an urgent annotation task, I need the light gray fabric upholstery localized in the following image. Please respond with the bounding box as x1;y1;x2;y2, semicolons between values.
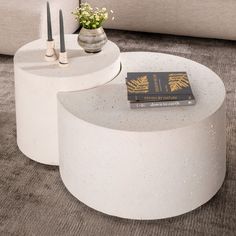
2;0;236;55
86;0;236;40
0;0;79;55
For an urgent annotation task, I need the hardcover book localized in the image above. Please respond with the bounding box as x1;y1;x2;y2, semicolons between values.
126;72;195;102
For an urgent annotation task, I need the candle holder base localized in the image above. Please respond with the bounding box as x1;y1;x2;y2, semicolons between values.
45;40;58;62
59;52;69;68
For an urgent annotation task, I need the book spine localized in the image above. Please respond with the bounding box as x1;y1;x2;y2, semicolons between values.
130;100;196;109
128;94;194;102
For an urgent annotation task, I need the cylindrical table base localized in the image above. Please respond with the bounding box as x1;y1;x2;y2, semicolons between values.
58;100;226;220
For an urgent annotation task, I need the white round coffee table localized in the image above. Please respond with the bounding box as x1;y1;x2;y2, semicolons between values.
58;52;226;220
14;34;121;165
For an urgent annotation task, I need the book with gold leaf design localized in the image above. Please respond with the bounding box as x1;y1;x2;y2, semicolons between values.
126;72;195;102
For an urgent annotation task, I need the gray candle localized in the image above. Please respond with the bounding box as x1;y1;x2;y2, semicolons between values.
59;10;66;53
47;2;53;41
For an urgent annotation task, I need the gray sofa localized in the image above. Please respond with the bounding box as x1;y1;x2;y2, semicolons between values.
1;0;236;55
0;0;79;55
89;0;236;41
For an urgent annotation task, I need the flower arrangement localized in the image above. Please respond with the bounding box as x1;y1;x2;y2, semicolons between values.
72;3;114;30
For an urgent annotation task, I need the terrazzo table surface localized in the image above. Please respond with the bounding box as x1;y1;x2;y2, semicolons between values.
58;52;226;220
14;34;121;165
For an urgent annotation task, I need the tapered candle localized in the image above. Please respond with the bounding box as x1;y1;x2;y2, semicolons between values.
45;1;57;61
59;10;66;53
47;2;53;41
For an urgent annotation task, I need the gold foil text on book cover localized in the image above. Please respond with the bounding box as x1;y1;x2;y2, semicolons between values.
127;76;149;94
168;73;189;92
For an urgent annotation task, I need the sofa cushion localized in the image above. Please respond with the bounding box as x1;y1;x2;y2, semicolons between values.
87;0;236;40
0;0;79;55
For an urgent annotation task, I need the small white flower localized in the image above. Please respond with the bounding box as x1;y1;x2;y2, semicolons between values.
73;3;110;28
104;13;108;18
82;11;89;16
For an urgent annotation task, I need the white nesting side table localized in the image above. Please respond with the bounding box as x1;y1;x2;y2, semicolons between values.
58;52;226;220
14;34;121;165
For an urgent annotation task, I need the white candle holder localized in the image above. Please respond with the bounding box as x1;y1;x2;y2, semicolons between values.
45;40;57;62
59;52;69;67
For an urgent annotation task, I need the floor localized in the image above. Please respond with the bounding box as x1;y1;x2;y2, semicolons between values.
0;29;235;236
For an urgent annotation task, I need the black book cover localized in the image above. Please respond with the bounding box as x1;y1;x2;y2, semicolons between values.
126;72;195;102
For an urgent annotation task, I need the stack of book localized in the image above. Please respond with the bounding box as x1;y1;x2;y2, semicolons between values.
126;72;196;109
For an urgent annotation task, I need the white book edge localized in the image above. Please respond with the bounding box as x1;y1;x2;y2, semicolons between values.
130;100;196;109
